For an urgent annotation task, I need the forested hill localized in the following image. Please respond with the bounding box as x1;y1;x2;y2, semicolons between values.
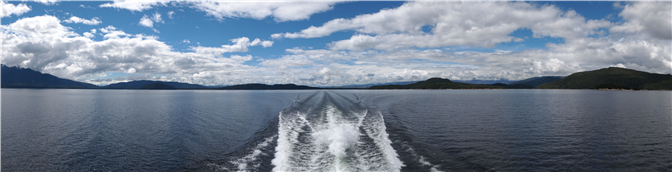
369;78;505;89
537;67;672;90
1;65;99;89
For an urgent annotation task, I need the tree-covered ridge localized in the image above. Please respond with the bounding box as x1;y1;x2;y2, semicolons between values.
139;83;177;89
369;78;506;89
1;65;99;89
537;67;672;90
219;83;319;90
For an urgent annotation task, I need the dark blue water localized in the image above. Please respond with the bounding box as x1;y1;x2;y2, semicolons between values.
2;89;671;171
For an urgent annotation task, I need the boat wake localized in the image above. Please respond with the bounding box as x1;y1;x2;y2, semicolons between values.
211;91;405;172
272;91;403;172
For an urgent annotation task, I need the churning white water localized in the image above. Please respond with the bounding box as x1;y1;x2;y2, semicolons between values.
208;92;405;172
272;93;403;172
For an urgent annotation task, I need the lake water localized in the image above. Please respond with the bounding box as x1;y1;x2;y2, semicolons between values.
2;89;671;171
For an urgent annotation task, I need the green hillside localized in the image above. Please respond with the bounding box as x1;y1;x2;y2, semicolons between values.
369;78;505;89
537;67;672;90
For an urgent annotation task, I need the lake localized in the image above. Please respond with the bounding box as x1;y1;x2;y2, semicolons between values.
2;89;671;171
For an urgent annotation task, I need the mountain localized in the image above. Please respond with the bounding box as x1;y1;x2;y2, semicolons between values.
1;65;99;89
204;85;229;88
537;67;672;90
139;83;177;89
327;81;419;88
453;79;514;84
369;77;505;89
509;76;564;87
219;83;319;90
103;80;207;89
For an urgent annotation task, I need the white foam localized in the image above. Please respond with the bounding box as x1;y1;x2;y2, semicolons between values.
430;165;442;172
207;135;277;172
272;111;311;172
272;99;404;172
401;141;441;171
312;124;360;159
230;135;277;172
359;110;405;171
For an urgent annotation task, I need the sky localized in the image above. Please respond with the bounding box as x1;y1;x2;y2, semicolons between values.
1;0;670;87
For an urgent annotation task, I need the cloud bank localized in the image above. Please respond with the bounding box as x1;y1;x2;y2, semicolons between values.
36;0;59;6
98;1;342;22
2;1;670;87
1;15;273;86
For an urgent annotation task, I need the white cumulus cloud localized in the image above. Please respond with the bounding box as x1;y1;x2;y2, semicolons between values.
36;0;59;5
63;16;102;25
99;1;343;22
191;37;274;56
189;1;341;22
138;12;163;32
257;2;669;85
139;15;154;27
610;1;671;40
277;1;615;51
1;15;274;86
1;2;669;87
1;1;31;18
99;0;168;12
167;11;175;19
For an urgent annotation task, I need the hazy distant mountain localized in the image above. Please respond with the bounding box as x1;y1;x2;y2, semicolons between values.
1;65;99;89
369;78;505;89
453;79;514;84
509;76;564;87
220;83;319;90
204;85;229;88
103;80;207;89
328;81;419;88
537;67;672;90
139;83;177;89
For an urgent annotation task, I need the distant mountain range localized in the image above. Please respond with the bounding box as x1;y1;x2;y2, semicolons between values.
509;76;564;87
139;82;177;90
103;80;208;89
453;79;515;84
369;68;671;90
537;67;672;90
3;65;670;90
327;81;419;88
369;78;506;89
1;65;99;89
219;83;318;90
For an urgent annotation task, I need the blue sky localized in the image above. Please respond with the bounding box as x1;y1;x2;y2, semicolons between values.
1;1;670;86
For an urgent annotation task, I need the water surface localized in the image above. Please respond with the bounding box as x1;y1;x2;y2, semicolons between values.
2;89;671;171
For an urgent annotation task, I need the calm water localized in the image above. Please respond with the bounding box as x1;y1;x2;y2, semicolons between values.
2;89;671;171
